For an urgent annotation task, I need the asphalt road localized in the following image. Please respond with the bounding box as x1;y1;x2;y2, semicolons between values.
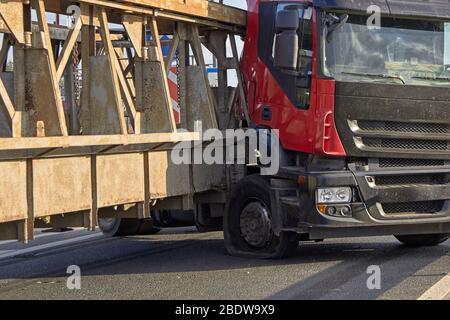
0;228;449;300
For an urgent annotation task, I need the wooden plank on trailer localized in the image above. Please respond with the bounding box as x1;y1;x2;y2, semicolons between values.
187;25;218;129
122;14;145;58
44;0;247;27
115;48;136;99
0;160;27;223
0;0;25;44
165;33;179;73
101;0;246;27
230;34;250;124
98;7;128;135
143;152;151;218
113;48;138;132
33;156;92;217
89;155;98;231
96;153;145;207
0;131;198;151
55;17;82;82
25;159;34;242
149;150;190;199
0;17;8;34
0;73;15;136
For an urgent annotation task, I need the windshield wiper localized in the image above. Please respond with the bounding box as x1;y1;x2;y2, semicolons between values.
325;14;349;43
341;72;406;84
412;75;450;82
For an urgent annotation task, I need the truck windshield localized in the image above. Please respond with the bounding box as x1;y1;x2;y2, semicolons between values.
323;14;450;87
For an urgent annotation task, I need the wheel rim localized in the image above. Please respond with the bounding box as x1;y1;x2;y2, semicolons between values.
239;201;273;248
98;218;117;231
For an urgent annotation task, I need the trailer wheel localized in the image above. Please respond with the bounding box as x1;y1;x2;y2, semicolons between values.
395;233;450;247
224;175;299;259
98;218;140;236
98;218;160;237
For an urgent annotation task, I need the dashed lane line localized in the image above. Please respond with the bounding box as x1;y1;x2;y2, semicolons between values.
418;273;450;300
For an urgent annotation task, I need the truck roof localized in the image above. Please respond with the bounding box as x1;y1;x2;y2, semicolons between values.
313;0;450;20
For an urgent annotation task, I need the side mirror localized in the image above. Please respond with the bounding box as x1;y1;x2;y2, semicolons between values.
274;9;300;71
275;9;299;32
274;32;299;71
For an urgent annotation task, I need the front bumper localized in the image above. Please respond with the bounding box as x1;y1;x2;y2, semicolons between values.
276;163;450;240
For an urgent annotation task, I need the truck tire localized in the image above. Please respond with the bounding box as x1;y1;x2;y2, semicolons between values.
223;175;299;259
98;218;140;236
395;233;450;247
98;218;160;237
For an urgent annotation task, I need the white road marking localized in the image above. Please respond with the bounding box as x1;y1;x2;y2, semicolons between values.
418;273;450;300
0;228;92;247
0;232;56;246
0;233;103;260
0;229;87;246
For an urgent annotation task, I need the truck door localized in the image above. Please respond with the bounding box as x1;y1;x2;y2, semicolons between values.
257;2;313;110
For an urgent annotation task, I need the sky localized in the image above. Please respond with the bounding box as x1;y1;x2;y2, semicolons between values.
223;1;247;85
224;0;247;9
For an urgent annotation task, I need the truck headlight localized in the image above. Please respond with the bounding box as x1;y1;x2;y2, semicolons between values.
316;187;352;204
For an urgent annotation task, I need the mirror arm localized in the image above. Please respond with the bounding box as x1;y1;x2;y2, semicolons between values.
280;69;300;76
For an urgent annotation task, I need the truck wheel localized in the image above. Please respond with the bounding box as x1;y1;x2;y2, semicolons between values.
395;233;450;247
99;215;161;237
98;218;141;237
224;175;299;259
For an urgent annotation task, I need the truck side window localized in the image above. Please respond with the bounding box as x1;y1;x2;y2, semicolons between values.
259;2;313;109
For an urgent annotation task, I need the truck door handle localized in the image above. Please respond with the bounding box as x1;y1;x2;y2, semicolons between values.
262;106;272;121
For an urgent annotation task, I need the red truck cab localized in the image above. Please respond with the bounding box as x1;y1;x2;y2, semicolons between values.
223;0;450;258
242;0;344;156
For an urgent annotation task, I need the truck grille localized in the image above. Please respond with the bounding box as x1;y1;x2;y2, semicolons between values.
351;120;450;154
379;158;445;168
374;174;448;186
360;158;450;220
336;82;450;219
362;138;449;152
358;120;450;134
382;201;445;215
